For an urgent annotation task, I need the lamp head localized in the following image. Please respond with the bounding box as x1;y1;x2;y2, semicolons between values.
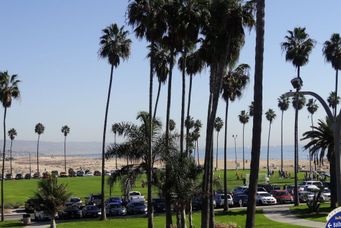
291;77;303;90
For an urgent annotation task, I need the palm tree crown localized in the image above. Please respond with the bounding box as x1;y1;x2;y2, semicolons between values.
99;24;131;67
61;125;70;137
281;27;315;71
292;94;306;110
0;71;20;108
306;98;319;115
323;33;341;70
8;128;17;141
265;109;276;123
327;91;340;109
214;117;223;132
239;110;249;124
277;95;289;112
222;64;250;102
35;123;45;135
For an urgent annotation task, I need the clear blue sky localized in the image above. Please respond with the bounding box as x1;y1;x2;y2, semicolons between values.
0;0;340;150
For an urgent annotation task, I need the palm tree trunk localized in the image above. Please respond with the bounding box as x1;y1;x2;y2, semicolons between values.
153;80;162;121
188;199;193;228
101;64;115;220
335;69;338;117
246;0;265;226
330;154;337;208
215;132;219;170
147;46;154;228
293;66;301;206
165;50;174;228
280;110;284;172
242;123;245;170
37;134;40;176
10;140;13;176
180;52;187;156
223;99;229;212
64;135;67;173
114;134;117;169
266;122;271;176
180;203;186;228
50;217;56;228
1;107;7;222
196;140;200;166
186;74;193;155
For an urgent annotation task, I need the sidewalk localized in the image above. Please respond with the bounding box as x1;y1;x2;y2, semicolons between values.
263;206;325;228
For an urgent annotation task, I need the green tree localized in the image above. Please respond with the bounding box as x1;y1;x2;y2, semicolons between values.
61;125;70;173
214;117;223;171
35;123;45;176
323;33;341;116
99;23;131;220
33;176;71;228
265;109;276;176
277;95;289;172
8;128;17;176
302;118;336;208
281;26;314;206
246;0;264;226
0;71;20;222
239;110;249;171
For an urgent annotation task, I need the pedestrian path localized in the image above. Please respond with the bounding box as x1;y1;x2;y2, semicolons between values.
263;206;325;228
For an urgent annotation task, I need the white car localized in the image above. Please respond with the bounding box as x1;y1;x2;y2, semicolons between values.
215;193;233;208
256;191;277;205
322;188;331;201
128;191;142;201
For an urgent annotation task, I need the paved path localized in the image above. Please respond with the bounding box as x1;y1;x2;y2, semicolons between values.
263;206;325;228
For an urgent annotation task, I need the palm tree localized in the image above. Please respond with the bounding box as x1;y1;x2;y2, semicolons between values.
200;1;254;225
99;23;131;220
249;101;254;117
327;91;340;110
277;95;289;172
246;0;264;226
306;98;318;174
112;123;120;169
33;175;71;228
323;33;341;117
35;123;45;177
265;109;276;176
0;71;20;222
8;128;17;176
302;118;336;208
61;125;70;173
281;27;314;206
214;117;223;170
239;110;249;170
193;119;202;166
221;63;250;211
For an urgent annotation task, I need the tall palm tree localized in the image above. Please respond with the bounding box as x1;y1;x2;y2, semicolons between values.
323;33;341;117
61;125;70;173
302;118;336;208
221;63;250;211
99;23;131;220
265;109;276;176
277;95;289;172
327;91;340;110
33;176;71;228
249;101;254;117
246;0;264;226
35;123;45;177
0;71;20;222
193;119;202;166
238;110;249;170
112;123;120;169
214;117;223;170
200;1;254;225
306;98;318;175
8;128;17;176
281;27;314;206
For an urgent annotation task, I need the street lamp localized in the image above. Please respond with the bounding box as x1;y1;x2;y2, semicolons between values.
232;134;238;169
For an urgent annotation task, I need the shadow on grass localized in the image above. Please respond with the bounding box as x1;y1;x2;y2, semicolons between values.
290;204;331;220
0;222;24;227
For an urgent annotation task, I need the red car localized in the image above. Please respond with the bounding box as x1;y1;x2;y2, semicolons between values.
271;190;294;204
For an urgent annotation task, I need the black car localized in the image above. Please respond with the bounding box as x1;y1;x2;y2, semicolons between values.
24;173;31;179
233;193;248;207
59;205;82;219
15;174;23;180
152;198;165;213
126;201;147;215
82;205;99;218
106;203;126;216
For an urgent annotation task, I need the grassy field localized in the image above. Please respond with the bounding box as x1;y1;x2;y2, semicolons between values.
53;210;304;228
3;169;311;207
289;202;332;223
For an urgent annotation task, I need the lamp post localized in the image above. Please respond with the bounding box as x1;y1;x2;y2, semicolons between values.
232;134;238;169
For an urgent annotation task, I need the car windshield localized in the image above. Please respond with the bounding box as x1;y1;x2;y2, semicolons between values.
134;202;145;207
260;193;271;197
130;192;140;196
110;204;121;208
87;206;97;210
275;192;288;196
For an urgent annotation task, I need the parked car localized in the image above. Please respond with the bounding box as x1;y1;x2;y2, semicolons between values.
51;170;58;177
215;193;233;208
24;173;31;179
152;198;165;213
5;173;12;180
257;184;280;193
76;170;84;177
322;188;331;201
302;180;323;188
59;205;82;219
298;191;314;203
94;170;101;176
15;173;23;180
126;201;147;215
65;197;82;207
271;190;294;204
33;172;40;178
233;193;248;207
256;191;277;205
106;203;126;216
88;194;102;206
232;186;248;195
25;198;35;213
192;195;216;210
59;172;68;177
84;170;93;176
82;205;100;218
34;210;52;221
106;197;123;205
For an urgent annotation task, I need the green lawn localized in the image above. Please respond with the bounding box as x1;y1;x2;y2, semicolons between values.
3;169;318;207
0;221;23;227
55;210;304;228
289;202;332;223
